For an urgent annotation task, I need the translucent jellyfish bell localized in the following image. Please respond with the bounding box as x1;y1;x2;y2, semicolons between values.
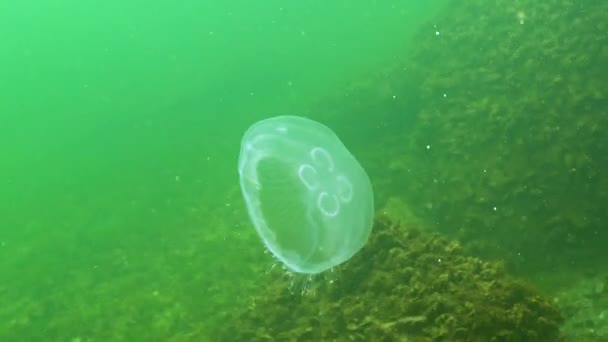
238;115;374;274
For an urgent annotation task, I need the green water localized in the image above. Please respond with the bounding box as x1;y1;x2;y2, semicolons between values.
0;1;446;339
1;0;606;340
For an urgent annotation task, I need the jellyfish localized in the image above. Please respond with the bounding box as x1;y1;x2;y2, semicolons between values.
238;115;374;274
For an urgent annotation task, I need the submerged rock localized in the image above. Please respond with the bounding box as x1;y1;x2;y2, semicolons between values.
218;216;564;341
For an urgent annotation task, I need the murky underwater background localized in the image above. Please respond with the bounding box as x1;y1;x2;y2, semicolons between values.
1;0;606;340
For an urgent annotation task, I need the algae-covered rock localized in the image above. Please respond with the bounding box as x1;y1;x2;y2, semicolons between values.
312;0;607;275
551;271;608;341
218;216;563;341
392;0;608;272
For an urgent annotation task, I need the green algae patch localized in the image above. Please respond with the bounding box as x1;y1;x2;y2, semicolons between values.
218;216;564;341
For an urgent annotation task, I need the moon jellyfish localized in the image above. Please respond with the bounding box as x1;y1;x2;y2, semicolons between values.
238;115;374;274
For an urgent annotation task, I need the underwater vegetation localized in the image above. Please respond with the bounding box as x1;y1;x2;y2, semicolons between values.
238;116;374;274
218;215;563;341
297;0;606;339
316;0;607;273
4;0;603;339
400;0;607;272
553;272;608;341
